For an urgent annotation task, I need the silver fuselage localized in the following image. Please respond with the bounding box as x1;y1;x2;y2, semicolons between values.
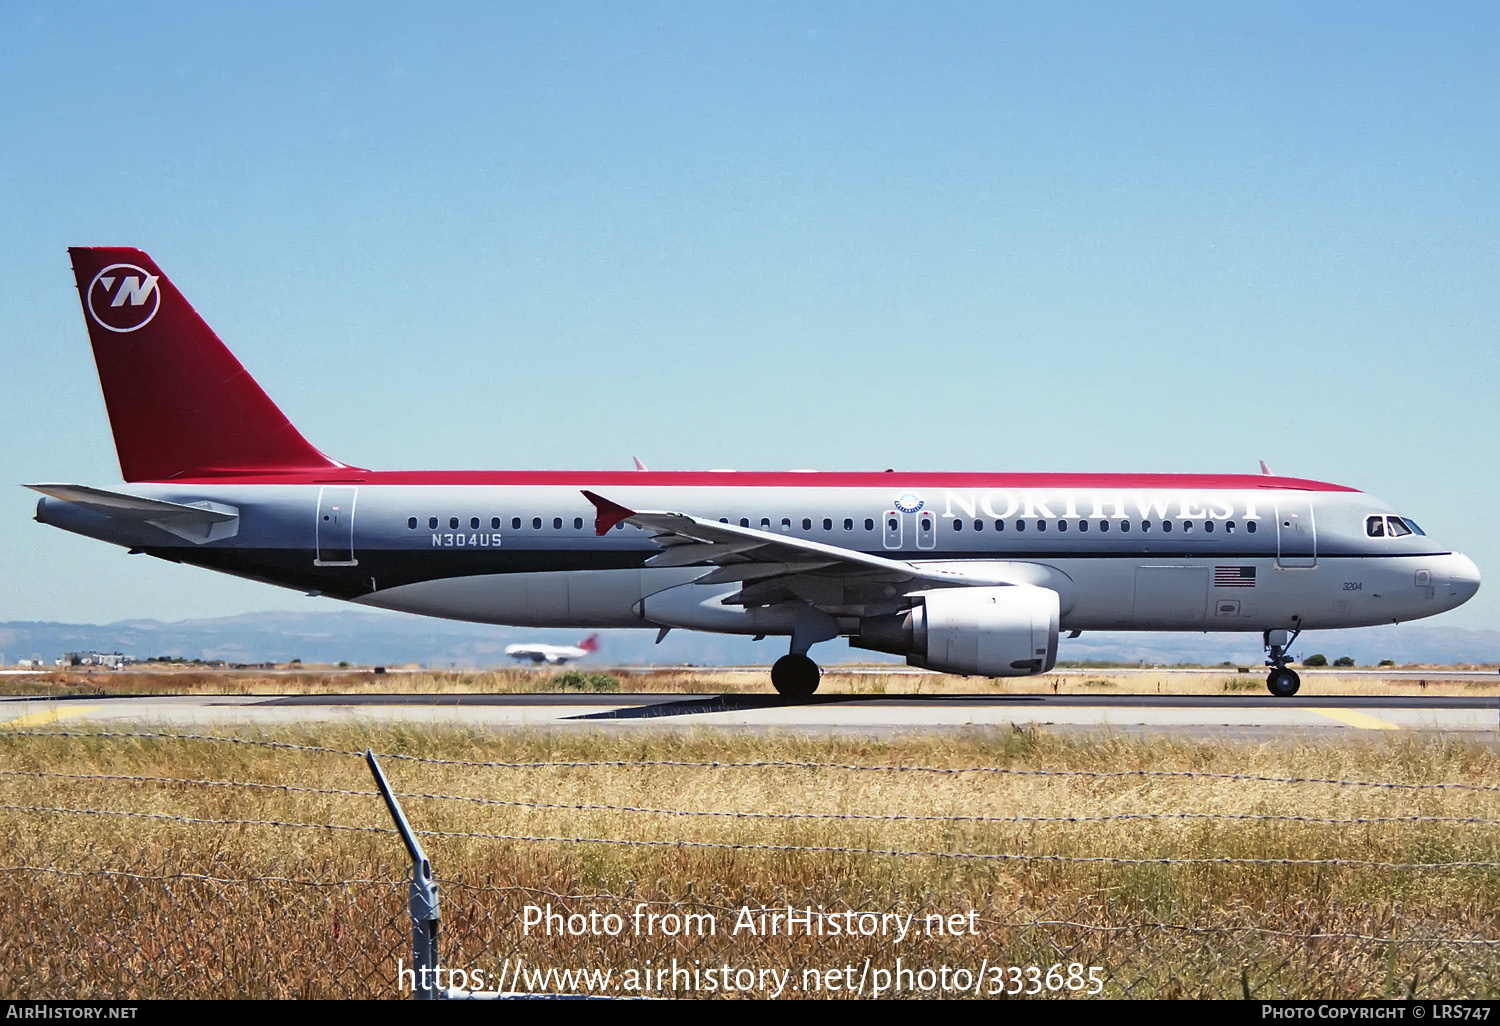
35;478;1481;641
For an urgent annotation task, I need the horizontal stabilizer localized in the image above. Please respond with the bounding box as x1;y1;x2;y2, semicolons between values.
28;484;239;542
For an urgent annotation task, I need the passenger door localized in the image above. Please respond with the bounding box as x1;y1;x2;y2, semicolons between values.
315;486;359;566
1275;499;1316;568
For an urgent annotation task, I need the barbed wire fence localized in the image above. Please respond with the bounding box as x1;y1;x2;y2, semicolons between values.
0;728;1497;999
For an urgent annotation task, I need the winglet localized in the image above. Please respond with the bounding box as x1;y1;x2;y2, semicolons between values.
582;490;636;536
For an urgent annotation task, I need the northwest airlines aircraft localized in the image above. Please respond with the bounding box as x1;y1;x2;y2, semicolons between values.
32;248;1481;698
506;634;601;666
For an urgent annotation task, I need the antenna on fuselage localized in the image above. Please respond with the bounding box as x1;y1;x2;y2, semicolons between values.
1259;460;1274;476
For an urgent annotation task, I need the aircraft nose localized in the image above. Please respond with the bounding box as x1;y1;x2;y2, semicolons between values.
1448;553;1481;606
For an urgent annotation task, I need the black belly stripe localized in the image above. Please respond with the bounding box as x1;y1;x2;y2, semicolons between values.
145;545;1447;602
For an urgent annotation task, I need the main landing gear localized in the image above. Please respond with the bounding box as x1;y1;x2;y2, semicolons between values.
770;611;837;699
771;654;821;699
1263;627;1302;698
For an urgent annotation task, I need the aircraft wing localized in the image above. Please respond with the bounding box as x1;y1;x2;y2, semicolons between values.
28;484;239;542
582;490;981;616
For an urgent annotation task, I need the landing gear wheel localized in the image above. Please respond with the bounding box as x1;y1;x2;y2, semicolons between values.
1266;668;1301;698
771;654;821;699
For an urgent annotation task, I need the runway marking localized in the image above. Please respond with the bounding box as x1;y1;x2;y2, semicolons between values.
0;706;102;729
1311;709;1403;731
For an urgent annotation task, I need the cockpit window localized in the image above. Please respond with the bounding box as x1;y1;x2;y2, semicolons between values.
1366;516;1385;538
1387;517;1412;537
1400;518;1426;536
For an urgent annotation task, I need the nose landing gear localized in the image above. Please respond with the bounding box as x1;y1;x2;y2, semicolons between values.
1263;627;1302;697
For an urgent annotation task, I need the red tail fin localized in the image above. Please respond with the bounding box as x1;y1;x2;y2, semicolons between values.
68;247;357;481
578;634;600;653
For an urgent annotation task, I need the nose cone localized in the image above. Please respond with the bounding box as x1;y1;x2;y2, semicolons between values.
1448;553;1481;607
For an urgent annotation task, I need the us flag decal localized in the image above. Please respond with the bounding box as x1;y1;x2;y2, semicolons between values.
1214;566;1257;587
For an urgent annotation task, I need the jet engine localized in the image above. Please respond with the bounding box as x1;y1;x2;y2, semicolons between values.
852;585;1059;676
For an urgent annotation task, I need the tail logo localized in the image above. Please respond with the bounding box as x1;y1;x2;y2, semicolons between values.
86;263;161;333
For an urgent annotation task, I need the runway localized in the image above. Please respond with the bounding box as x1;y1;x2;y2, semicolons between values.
2;692;1497;738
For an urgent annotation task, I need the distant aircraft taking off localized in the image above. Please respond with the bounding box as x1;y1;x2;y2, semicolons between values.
32;248;1481;698
505;634;601;666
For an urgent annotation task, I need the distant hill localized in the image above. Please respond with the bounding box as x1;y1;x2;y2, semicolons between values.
1;610;1495;669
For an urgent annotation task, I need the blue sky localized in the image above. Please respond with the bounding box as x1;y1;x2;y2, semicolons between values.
1;2;1496;632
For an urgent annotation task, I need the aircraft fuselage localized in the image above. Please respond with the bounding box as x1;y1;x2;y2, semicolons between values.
35;474;1480;638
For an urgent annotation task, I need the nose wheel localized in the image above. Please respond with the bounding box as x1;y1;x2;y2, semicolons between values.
1263;627;1303;698
771;654;821;699
1267;667;1301;697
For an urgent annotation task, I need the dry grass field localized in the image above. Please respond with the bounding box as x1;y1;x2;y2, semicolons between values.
7;663;1500;700
1;721;1498;998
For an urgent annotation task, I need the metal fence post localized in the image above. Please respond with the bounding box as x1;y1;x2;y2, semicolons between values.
367;748;442;999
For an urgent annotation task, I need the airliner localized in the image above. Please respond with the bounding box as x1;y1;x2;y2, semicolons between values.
31;248;1481;698
506;634;601;666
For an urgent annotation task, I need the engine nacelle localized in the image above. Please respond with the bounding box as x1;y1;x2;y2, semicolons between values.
853;585;1060;677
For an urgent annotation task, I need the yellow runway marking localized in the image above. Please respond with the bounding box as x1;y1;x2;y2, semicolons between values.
1312;708;1403;731
0;706;103;729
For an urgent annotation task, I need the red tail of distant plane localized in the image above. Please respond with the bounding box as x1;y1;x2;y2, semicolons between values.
67;247;355;482
578;634;600;653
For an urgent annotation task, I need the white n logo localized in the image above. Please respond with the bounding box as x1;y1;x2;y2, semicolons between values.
87;262;162;333
109;274;158;307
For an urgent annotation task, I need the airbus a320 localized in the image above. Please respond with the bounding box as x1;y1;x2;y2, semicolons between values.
32;248;1481;697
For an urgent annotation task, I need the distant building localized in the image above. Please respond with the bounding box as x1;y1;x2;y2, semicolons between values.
61;651;135;670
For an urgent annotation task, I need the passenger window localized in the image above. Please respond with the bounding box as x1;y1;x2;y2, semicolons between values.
823;518;833;530
994;520;1004;532
449;517;459;530
1120;521;1130;533
844;518;853;530
864;519;874;531
741;518;750;528
782;518;792;530
760;518;771;529
574;517;583;530
532;517;542;530
491;517;501;530
429;517;438;530
1204;521;1214;534
1225;521;1236;534
1078;520;1088;533
974;520;983;532
953;519;963;532
719;518;729;524
511;517;521;530
1247;521;1257;534
470;517;480;530
1161;521;1172;533
1057;520;1067;532
802;518;811;530
1016;520;1026;532
1182;521;1193;533
1366;516;1385;538
1141;520;1151;533
1388;517;1412;537
408;517;418;530
553;517;563;530
1099;520;1108;533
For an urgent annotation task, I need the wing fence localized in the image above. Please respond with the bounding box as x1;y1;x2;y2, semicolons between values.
1;727;1497;999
